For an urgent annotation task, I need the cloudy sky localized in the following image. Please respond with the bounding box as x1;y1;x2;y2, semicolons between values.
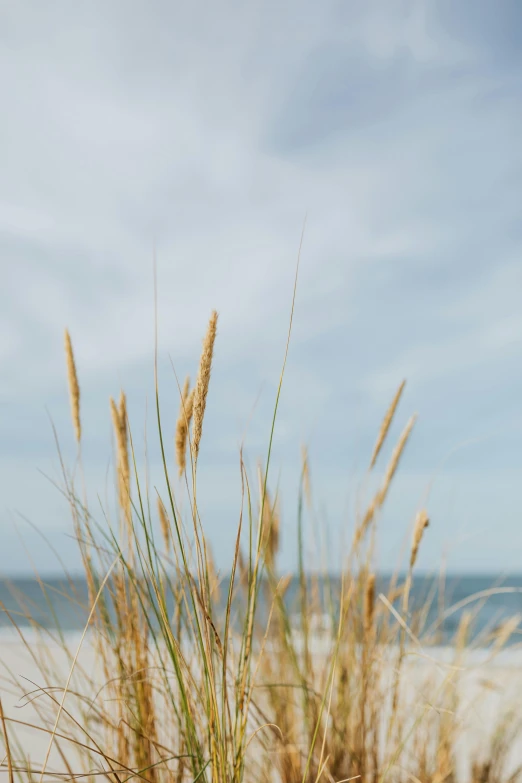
1;0;522;576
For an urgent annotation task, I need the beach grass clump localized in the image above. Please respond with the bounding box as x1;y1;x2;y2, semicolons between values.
1;310;522;783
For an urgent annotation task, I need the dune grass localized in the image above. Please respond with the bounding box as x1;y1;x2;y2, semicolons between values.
1;293;522;783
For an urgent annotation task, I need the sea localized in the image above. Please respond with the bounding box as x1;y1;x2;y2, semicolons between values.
1;573;522;649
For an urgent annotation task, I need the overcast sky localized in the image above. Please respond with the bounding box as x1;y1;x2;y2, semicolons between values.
1;0;522;576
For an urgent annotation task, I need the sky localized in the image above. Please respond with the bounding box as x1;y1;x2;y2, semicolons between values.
1;0;522;576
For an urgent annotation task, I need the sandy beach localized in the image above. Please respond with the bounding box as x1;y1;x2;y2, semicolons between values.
2;632;522;781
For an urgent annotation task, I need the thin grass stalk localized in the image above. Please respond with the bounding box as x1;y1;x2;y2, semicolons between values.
297;453;314;737
0;698;14;783
387;509;429;756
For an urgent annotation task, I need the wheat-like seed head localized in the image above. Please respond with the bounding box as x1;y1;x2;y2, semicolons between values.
237;547;248;588
157;498;170;554
175;377;194;477
181;375;190;402
456;611;472;651
369;380;406;469
354;415;417;551
378;414;417;506
109;397;120;434
410;509;429;569
192;310;218;461
110;393;131;526
262;493;280;572
118;390;130;491
301;445;312;509
257;465;281;569
206;545;221;603
109;397;122;496
64;329;81;443
110;398;123;487
118;390;127;429
266;499;280;571
364;573;376;633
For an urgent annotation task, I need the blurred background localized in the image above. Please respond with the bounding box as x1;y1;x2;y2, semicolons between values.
1;0;522;575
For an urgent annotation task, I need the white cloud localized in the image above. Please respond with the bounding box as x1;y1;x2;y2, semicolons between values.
1;0;522;572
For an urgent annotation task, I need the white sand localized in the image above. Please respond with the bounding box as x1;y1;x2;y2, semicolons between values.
0;632;100;776
1;632;522;780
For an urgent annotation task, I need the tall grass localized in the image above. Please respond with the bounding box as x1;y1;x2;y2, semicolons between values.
1;304;522;783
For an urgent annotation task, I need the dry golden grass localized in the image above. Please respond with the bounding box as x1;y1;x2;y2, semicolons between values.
175;376;194;477
157;496;171;554
110;391;131;529
369;380;406;469
1;314;521;783
410;509;430;570
364;572;376;634
192;310;218;461
64;328;81;443
355;413;417;548
380;413;417;505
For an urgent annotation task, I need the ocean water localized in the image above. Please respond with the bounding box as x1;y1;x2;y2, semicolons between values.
1;573;522;648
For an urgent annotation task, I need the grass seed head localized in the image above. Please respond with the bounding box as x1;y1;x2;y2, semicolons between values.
379;414;417;507
110;393;131;525
192;310;218;461
175;378;194;477
157;497;171;554
64;329;81;443
364;573;376;633
410;508;429;569
369;380;406;469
